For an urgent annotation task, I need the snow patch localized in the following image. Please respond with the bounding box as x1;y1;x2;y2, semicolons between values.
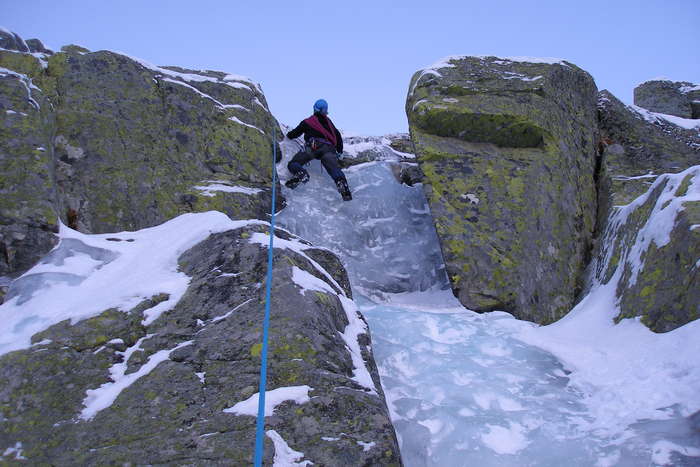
461;193;480;204
210;298;254;323
357;440;376;452
248;232;344;295
223;385;312;416
0;66;40;109
160;77;226;108
516;166;700;437
228;116;265;134
338;295;378;394
651;440;700;465
253;97;268;110
80;339;192;420
266;430;313;466
291;267;337;296
193;182;262;197
0;212;264;355
628;104;700;130
115;51;261;94
289;266;377;393
422;55;569;73
2;442;26;460
679;84;700;94
221;104;249;111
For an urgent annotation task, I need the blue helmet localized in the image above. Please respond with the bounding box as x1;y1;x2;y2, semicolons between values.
313;99;328;114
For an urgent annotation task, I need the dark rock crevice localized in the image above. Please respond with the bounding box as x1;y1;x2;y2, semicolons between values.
584;90;699;331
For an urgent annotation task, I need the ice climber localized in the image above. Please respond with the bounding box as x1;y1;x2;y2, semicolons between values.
284;99;352;201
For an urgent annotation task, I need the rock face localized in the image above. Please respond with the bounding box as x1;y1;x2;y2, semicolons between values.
594;91;699;332
596;91;699;210
0;29;30;53
0;65;58;278
51;51;278;233
0;224;401;465
0;30;280;278
406;56;599;324
25;38;53;55
634;79;700;119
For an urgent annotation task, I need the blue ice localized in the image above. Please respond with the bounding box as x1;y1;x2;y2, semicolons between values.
276;138;700;466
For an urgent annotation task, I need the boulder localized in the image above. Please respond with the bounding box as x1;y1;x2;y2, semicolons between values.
634;79;700;119
406;56;599;324
0;30;282;276
0;225;401;465
50;50;280;233
592;90;700;332
25;39;53;55
0;29;29;53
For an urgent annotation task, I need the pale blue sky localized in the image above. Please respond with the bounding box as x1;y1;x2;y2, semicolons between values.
4;0;699;135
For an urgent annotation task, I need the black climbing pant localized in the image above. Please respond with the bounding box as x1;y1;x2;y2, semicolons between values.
288;143;345;182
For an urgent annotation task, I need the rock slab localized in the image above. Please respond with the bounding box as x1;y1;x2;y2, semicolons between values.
634;79;700;119
594;90;699;332
0;29;281;278
406;56;599;324
0;225;401;465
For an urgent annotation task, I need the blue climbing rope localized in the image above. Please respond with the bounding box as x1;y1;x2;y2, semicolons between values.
253;126;277;467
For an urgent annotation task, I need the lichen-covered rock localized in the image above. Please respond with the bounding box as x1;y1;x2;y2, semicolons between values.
0;66;58;277
596;90;699;215
634;79;700;119
590;168;699;332
50;50;280;233
60;44;91;55
0;225;401;465
592;90;700;332
0;29;282;277
406;56;599;323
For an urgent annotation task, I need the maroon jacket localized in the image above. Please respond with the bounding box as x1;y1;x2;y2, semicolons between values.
287;112;343;153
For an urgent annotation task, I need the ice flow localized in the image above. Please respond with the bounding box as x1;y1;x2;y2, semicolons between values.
276;135;700;467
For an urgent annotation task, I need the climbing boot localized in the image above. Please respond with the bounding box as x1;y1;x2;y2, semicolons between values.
336;178;352;201
285;169;309;189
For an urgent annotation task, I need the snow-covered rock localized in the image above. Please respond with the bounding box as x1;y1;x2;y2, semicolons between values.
0;213;400;465
596;90;700;331
634;79;700;119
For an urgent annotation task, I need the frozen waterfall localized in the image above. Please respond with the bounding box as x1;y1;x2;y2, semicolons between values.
276;134;700;467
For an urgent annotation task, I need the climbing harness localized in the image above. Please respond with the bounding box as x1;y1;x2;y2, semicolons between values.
253;126;277;467
309;137;333;151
